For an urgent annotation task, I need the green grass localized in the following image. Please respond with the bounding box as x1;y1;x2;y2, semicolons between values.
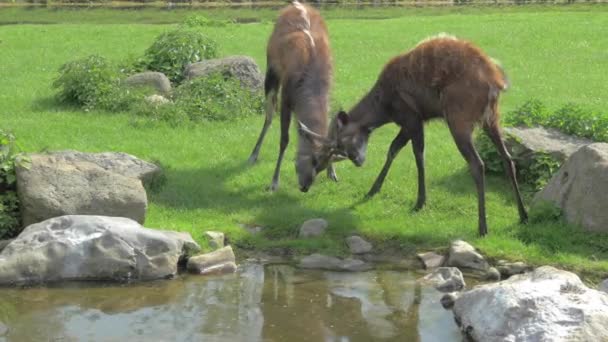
1;5;608;280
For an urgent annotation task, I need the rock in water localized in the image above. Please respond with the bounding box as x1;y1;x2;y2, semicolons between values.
187;246;237;275
452;266;608;342
0;215;200;285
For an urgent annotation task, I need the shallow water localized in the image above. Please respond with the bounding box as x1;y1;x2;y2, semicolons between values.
0;264;462;341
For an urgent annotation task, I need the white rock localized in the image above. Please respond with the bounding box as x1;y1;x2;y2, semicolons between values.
420;267;466;292
446;240;489;271
204;231;225;249
298;254;372;272
453;266;608;342
187;246;236;275
417;251;445;269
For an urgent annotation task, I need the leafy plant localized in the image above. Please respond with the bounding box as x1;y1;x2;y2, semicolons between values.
53;55;121;109
529;200;563;223
134;73;263;125
505;99;608;142
136;29;219;84
182;15;230;28
0;130;28;238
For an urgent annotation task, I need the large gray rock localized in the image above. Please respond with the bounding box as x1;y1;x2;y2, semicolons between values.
16;152;149;226
124;71;172;96
420;267;466;292
298;254;372;272
187;246;236;275
446;240;489;271
184;56;263;92
0;239;12;253
600;279;608;294
345;235;373;254
44;150;163;187
299;218;328;238
0;215;200;285
504;126;592;166
533;143;608;233
452;266;608;342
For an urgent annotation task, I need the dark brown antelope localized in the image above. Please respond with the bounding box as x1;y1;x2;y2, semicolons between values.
304;34;528;236
248;1;337;192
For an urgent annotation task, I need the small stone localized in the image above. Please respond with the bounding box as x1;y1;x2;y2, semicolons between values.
187;246;236;275
125;71;172;96
446;240;489;271
421;267;466;292
600;279;608;294
299;218;328;238
298;253;372;272
441;292;459;309
346;236;373;254
198;262;237;276
496;260;530;278
485;267;501;281
417;251;445;269
204;231;225;249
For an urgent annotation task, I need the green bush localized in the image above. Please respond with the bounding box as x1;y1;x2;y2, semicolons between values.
53;55;120;109
505;99;608;142
0;130;28;239
53;55;150;112
137;29;219;84
134;73;263;125
182;15;230;28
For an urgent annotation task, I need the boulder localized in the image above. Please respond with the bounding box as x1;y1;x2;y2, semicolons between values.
124;71;172;96
452;266;608;342
345;235;373;254
204;231;225;249
187;246;237;275
16;152;149;226
298;254;372;272
420;267;466;292
184;56;263;92
0;215;200;285
446;240;489;271
533;143;608;232
417;251;445;269
503;126;592;166
600;279;608;294
299;218;328;238
41;150;163;187
0;239;12;253
485;267;501;281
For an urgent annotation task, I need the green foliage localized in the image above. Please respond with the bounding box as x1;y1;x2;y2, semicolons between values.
182;15;230;28
134;73;263;125
505;99;608;142
529;200;562;224
475;133;504;174
136;29;219;83
53;55;120;109
0;130;28;238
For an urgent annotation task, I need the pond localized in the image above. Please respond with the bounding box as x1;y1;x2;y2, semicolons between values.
0;263;463;341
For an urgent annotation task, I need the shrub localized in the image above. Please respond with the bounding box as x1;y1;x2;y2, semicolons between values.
0;130;28;239
133;73;263;125
53;55;121;109
137;29;219;84
182;15;230;28
505;99;608;143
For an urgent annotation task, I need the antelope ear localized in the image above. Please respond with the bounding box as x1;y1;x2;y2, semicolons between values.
336;111;349;130
298;121;329;144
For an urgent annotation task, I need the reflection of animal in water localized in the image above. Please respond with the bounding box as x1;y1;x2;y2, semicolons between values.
306;34;528;236
247;1;338;193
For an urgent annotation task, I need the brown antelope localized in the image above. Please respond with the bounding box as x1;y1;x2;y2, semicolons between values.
303;34;528;236
247;1;338;193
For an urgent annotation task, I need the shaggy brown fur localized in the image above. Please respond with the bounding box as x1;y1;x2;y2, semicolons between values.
248;1;336;192
325;35;527;236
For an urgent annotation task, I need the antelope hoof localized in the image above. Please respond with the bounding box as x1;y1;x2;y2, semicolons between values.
327;170;339;182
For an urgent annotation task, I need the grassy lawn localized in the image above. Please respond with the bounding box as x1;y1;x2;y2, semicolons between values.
1;5;607;280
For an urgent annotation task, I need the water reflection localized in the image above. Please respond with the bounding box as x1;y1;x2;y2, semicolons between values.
0;264;461;341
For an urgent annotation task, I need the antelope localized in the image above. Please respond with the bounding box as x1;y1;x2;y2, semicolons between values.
247;1;338;193
303;34;528;236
